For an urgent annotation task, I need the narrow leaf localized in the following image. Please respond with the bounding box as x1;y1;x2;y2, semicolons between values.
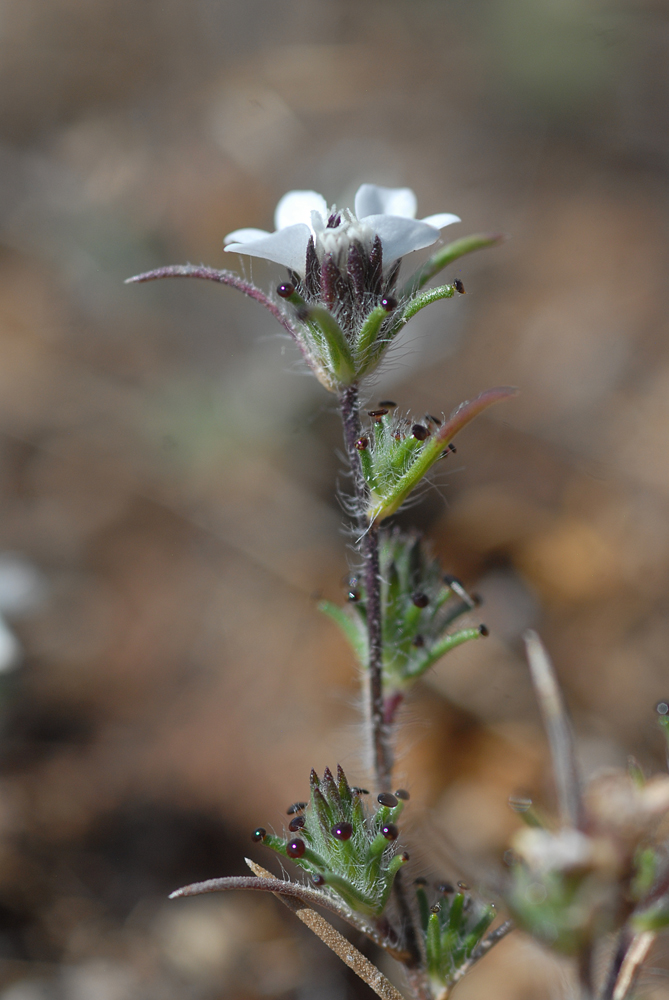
402;233;506;297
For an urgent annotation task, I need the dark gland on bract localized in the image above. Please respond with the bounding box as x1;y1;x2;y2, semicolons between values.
381;296;397;311
252;827;266;842
411;424;429;441
287;802;308;815
378;400;397;408
377;791;398;807
289;815;306;831
368;408;389;419
331;822;354;841
395;789;410;801
277;282;295;298
287;839;306;859
382;823;399;841
355;437;369;450
453;278;466;294
412;592;429;608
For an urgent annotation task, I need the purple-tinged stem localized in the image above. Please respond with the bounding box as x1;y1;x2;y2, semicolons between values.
125;264;304;345
339;385;392;793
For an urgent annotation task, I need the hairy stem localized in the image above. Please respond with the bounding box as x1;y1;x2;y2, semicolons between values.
339;385;393;792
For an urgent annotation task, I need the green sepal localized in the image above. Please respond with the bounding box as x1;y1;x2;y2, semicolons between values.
402;232;506;297
406;627;484;681
318;600;367;664
297;305;356;384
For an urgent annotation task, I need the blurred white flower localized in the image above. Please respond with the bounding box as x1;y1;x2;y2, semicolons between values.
224;183;460;274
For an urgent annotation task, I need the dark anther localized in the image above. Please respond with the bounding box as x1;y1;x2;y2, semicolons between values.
657;701;669;716
331;822;353;841
367;408;389;419
377;791;398;808
313;873;326;886
478;624;489;637
287;802;308;815
395;789;410;801
414;877;428;886
347;589;361;602
289;815;306;831
453;278;466;294
412;635;424;648
327;212;341;229
287;838;306;859
411;424;429;441
252;827;266;842
438;882;454;894
382;823;399;840
401;851;410;861
430;903;441;914
381;296;397;312
378;400;397;408
351;787;369;795
277;282;295;298
457;881;470;890
412;592;429;608
355;437;369;451
443;574;462;587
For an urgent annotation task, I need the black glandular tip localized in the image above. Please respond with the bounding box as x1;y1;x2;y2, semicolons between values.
377;791;398;808
347;589;361;602
355;437;369;451
382;823;398;841
378;400;397;409
430;903;441;914
381;296;397;312
411;635;424;648
411;424;429;441
287;802;308;815
313;873;326;886
287;838;306;859
395;789;410;801
277;282;295;298
252;827;266;842
412;592;429;608
453;278;466;294
401;851;410;861
331;822;353;841
289;815;306;832
438;882;454;894
367;408;388;419
478;624;489;637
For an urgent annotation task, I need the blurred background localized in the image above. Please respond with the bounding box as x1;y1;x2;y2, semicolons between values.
0;0;668;997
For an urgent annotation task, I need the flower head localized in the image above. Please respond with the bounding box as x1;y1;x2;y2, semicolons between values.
224;184;460;275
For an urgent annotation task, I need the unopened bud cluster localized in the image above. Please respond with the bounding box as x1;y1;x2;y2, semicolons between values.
320;530;487;697
252;765;409;917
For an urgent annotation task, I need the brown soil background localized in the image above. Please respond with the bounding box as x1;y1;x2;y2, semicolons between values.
0;1;668;997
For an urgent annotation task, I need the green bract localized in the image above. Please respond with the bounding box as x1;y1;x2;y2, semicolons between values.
320;530;487;694
415;882;495;997
256;766;409;917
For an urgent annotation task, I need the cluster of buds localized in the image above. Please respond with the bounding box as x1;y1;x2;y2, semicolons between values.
320;530;487;711
414;879;496;998
252;765;409;917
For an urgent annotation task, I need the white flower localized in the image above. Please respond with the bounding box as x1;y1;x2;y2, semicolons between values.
224;184;460;275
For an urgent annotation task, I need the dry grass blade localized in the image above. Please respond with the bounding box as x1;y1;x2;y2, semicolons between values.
524;631;583;829
244;859;407;1000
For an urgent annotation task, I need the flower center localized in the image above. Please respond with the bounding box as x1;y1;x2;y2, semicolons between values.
310;208;375;266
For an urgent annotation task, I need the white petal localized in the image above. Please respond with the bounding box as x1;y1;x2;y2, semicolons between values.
363;215;440;264
355;184;417;220
224;223;312;273
223;227;272;245
420;213;461;229
275;190;328;230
